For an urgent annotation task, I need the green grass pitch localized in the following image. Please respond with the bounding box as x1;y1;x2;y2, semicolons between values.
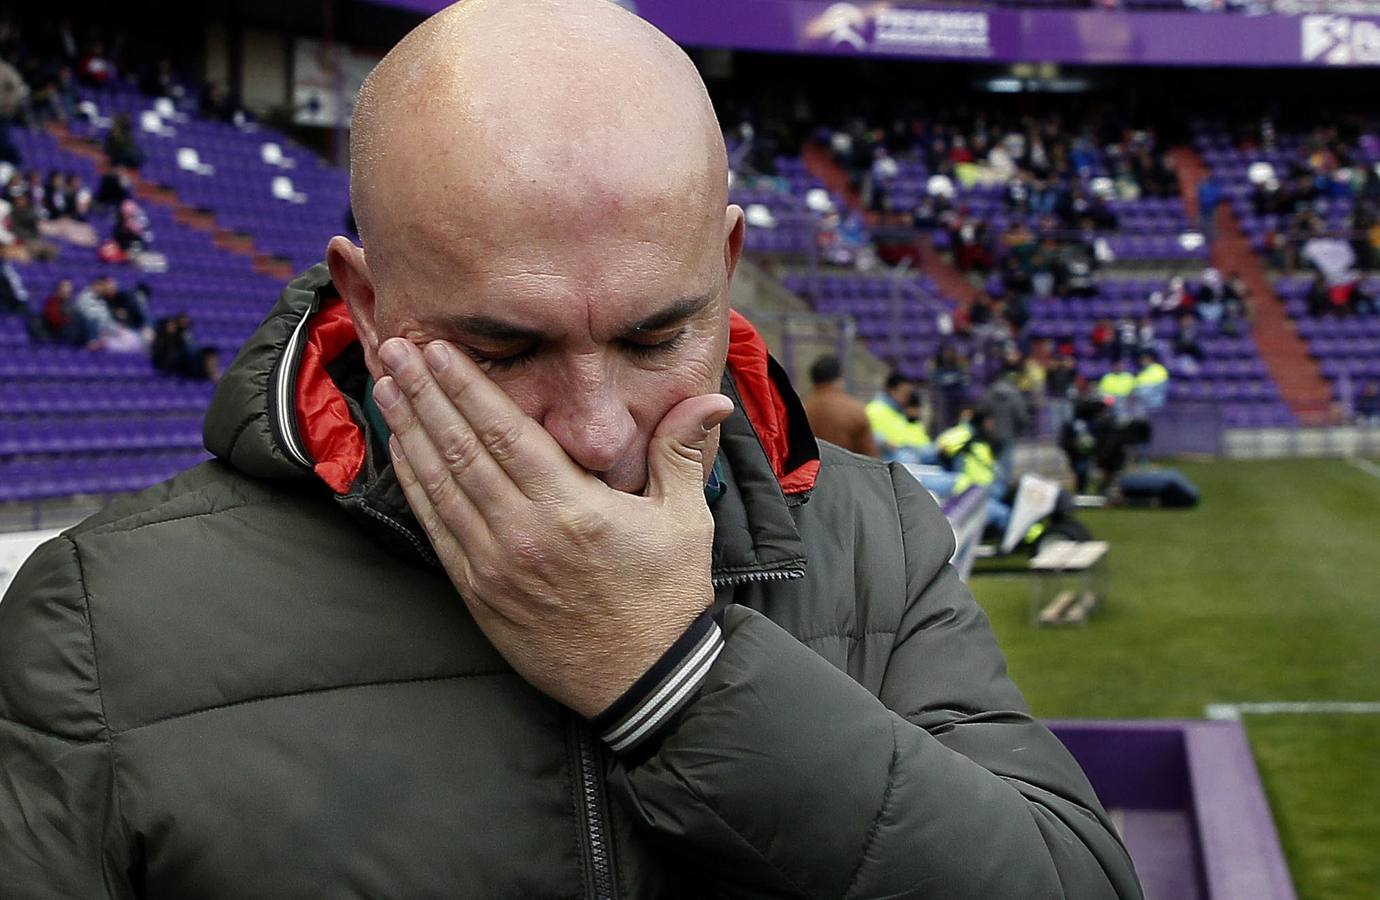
969;458;1380;900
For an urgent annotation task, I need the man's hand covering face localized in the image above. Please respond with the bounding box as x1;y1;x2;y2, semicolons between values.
373;336;734;718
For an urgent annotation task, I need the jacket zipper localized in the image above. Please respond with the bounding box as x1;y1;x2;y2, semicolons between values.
272;298;321;470
712;567;805;589
358;502;440;567
361;505;615;900
572;720;619;900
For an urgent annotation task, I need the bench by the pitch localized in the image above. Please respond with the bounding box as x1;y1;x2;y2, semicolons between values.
1028;541;1109;626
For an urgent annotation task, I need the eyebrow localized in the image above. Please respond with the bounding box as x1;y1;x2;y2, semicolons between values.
426;291;717;344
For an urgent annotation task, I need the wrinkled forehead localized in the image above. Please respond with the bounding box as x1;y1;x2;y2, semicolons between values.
367;141;725;321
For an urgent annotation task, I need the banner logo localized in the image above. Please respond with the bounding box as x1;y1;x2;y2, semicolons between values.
812;5;993;57
1302;14;1380;63
822;3;868;50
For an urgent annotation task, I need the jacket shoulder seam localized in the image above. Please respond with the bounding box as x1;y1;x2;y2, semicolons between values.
111;669;516;736
66;535;131;887
78;498;274;539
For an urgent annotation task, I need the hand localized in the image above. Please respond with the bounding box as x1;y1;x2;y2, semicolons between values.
372;338;733;718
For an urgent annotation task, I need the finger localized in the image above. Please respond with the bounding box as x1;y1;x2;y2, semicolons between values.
376;340;526;512
389;437;517;628
374;374;492;546
418;340;581;501
644;393;735;505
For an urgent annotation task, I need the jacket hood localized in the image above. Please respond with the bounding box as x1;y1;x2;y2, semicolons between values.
204;265;819;574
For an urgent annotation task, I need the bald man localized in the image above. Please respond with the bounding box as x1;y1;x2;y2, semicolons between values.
0;2;1141;897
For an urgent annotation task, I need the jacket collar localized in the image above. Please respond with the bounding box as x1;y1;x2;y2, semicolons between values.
206;264;818;579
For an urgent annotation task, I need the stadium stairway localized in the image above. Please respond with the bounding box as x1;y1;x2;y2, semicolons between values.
1175;145;1335;424
47;123;296;283
1212;204;1336;424
1169;146;1204;225
917;235;983;307
798;143;980;304
800;141;869;222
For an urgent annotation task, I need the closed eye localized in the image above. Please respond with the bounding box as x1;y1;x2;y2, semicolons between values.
621;329;686;359
468;343;540;372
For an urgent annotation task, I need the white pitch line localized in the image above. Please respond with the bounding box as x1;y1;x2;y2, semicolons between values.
1346;457;1380;481
1205;701;1380;721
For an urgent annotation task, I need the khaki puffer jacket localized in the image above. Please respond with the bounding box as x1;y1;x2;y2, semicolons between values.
0;265;1142;898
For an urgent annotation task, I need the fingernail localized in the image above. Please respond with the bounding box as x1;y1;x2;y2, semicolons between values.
374;377;401;409
379;340;408;373
424;341;450;372
701;406;733;434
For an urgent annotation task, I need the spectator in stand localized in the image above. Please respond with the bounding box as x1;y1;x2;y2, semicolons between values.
978;364;1031;473
104;113;145;170
929;343;969;430
1221;271;1251;335
38;278;75;342
108;281;153;331
865;370;935;464
112;197;152;253
1195;268;1227;326
5;193;58;261
0;256;26;313
140;59;185;101
1090;318;1113;360
1017;346;1048;408
1150;275;1194;318
77;41;116;86
95;166;133;209
1097;358;1136;418
28;67;78;124
152;313;220;381
1058;242;1098;298
1173;314;1205;372
1134;352;1170;413
70;276;128;348
1086;192;1119;231
1197;175;1222;238
41;171;67;218
1046;353;1079;429
802;355;878;458
1111;315;1138;363
1135;315;1158;358
1306;273;1331;318
1029;235;1063;297
1059;399;1099;496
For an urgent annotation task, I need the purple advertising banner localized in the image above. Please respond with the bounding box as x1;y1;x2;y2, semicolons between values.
374;0;1380;67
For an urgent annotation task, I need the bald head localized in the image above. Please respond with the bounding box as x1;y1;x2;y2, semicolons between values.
349;0;727;277
327;0;744;493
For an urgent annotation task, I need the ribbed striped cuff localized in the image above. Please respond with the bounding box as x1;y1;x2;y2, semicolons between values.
590;610;724;758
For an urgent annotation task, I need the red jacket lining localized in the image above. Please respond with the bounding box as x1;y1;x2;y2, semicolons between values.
293;303;819;497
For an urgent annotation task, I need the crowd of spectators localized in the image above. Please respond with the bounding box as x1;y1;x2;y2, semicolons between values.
0;161;157;267
825;109;1174;225
0;263;218;380
1240;121;1380;285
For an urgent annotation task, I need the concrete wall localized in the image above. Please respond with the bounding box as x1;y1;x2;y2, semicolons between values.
730;258;889;398
204;22;231;90
240;28;291;114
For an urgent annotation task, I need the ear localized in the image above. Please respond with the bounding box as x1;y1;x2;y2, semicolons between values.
722;204;745;286
326;236;383;380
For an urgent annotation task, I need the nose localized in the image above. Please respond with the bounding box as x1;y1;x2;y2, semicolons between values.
541;384;638;478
